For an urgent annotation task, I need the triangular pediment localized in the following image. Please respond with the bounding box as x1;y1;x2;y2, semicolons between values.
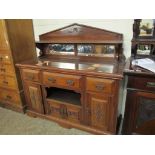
39;23;123;43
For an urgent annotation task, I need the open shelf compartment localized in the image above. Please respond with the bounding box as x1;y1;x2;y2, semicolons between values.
45;87;81;106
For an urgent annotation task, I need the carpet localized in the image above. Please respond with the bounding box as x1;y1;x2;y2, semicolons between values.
0;107;90;135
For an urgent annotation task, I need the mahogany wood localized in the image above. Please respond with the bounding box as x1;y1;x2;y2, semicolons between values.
16;23;125;134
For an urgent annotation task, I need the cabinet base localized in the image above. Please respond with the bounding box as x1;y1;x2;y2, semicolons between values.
26;110;113;135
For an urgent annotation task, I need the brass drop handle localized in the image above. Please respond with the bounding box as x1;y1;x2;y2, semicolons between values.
3;81;8;85
1;68;6;72
146;82;155;88
66;79;74;86
95;84;104;91
48;77;56;83
6;95;12;100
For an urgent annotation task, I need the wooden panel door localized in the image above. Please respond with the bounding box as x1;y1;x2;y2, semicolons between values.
123;90;155;135
0;20;9;51
24;82;44;114
86;93;110;131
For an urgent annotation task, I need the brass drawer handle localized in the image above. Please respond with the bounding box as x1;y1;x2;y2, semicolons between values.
1;68;6;72
66;80;74;86
95;84;104;91
48;77;56;83
146;82;155;88
3;81;8;85
6;95;12;100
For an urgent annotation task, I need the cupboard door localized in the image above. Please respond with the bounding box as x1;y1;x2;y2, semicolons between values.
24;82;44;114
46;99;61;118
0;20;9;51
87;93;110;130
123;91;155;135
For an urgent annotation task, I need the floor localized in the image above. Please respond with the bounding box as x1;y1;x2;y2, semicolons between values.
0;107;90;135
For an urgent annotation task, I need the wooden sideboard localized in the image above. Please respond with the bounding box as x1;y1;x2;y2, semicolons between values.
0;19;36;112
16;23;125;134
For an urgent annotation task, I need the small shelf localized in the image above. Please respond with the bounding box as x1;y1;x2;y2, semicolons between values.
46;87;81;106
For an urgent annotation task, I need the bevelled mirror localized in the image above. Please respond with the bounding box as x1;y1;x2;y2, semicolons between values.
45;44;74;55
77;44;115;57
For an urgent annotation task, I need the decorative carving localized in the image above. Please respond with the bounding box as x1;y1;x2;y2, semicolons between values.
91;97;107;129
68;27;80;33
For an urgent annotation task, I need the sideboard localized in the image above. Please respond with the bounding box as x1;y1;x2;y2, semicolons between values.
16;23;125;134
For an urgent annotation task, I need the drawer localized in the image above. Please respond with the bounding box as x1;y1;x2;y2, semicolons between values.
0;75;17;89
128;76;155;92
0;64;15;75
0;89;21;105
22;69;40;82
43;72;81;90
0;54;11;64
46;99;81;123
86;77;115;93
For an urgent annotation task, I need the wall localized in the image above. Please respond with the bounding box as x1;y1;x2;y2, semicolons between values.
33;19;133;58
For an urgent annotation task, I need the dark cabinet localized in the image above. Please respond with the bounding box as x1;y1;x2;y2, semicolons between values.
123;19;155;135
123;89;155;134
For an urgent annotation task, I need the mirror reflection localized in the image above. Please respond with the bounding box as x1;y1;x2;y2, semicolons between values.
46;44;74;55
77;44;115;57
137;44;151;55
139;19;154;37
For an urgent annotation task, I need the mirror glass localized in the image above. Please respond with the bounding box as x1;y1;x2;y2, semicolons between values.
137;44;151;55
46;44;74;55
77;44;115;57
139;19;154;37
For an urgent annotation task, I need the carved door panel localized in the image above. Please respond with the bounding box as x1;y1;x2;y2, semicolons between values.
0;20;9;51
87;93;110;130
24;82;44;114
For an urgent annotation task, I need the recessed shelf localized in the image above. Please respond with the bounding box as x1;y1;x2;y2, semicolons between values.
46;87;81;106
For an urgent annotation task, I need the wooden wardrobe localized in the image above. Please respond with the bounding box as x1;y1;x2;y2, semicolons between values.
0;19;36;112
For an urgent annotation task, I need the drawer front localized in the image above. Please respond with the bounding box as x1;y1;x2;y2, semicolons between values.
0;75;17;89
128;76;155;92
0;64;15;75
0;89;21;105
86;77;115;94
43;72;81;89
0;54;11;64
22;69;40;82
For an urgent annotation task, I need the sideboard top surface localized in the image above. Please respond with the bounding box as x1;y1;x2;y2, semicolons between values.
16;58;124;80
